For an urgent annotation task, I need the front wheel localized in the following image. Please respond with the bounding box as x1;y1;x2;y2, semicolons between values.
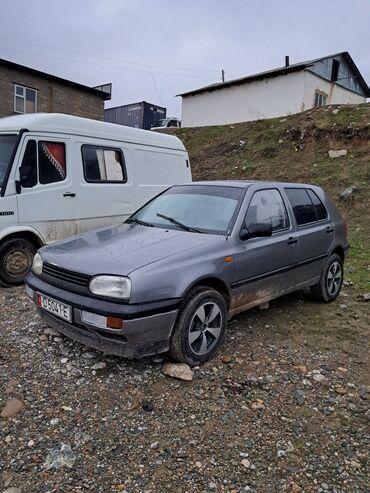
0;238;37;286
169;287;227;366
310;253;343;302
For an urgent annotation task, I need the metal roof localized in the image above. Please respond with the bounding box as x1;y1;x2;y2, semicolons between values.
0;113;186;151
178;52;370;98
0;57;111;100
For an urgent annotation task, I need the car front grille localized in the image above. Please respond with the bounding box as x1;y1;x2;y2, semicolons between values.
42;262;91;288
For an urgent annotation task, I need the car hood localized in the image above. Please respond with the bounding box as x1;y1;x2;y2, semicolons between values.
40;223;217;276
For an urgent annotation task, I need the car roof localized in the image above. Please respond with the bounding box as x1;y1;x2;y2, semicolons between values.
0;113;186;151
182;180;323;190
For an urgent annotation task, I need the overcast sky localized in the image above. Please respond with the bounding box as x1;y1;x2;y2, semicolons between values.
0;0;369;117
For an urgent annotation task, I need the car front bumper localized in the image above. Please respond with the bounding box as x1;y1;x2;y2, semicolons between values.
25;273;180;359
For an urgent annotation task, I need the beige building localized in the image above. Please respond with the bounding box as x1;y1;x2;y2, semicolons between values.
0;57;111;121
178;52;369;127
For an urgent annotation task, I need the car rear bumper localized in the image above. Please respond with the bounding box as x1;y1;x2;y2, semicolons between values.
25;273;179;359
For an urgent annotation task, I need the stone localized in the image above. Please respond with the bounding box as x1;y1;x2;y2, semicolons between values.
28;439;35;447
312;373;326;383
142;400;154;412
3;489;22;493
162;363;193;381
251;401;265;411
293;365;307;374
335;385;348;395
294;390;305;406
289;483;302;493
340;185;357;199
1;399;25;418
222;355;232;364
337;367;348;373
329;149;347;158
360;292;370;301
241;459;251;469
332;108;339;115
44;327;59;336
91;362;106;370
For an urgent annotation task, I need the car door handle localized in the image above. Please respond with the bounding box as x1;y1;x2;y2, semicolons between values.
326;226;334;233
287;236;298;245
63;192;76;197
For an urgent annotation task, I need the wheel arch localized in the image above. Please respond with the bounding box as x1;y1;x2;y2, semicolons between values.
0;228;44;250
330;245;344;262
183;276;231;308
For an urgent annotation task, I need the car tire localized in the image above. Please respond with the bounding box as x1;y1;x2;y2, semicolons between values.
310;253;343;303
169;287;227;366
0;238;36;286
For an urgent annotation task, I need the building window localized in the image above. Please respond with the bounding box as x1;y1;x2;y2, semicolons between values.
314;90;327;107
331;59;340;81
14;85;37;114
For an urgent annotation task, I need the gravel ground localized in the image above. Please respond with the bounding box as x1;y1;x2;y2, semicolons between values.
0;285;369;493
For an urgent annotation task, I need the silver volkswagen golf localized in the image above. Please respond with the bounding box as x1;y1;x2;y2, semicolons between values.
25;181;348;365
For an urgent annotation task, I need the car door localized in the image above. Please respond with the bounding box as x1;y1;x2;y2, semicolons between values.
16;135;77;242
284;187;333;281
229;187;299;314
75;140;134;234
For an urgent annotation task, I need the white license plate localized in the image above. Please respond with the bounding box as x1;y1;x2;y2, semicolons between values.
37;293;72;322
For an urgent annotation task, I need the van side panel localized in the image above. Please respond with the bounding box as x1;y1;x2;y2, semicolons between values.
132;146;191;205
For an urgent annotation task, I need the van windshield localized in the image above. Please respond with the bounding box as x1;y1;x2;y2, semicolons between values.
0;135;18;191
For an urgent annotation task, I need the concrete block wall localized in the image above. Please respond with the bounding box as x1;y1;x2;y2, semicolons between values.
0;65;104;120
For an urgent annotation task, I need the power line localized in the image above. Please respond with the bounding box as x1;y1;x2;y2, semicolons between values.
0;35;220;74
0;46;219;80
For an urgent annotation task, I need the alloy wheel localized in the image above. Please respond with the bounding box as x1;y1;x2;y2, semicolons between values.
188;302;223;356
326;260;342;297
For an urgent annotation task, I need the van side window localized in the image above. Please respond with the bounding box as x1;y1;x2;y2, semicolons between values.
20;140;37;187
38;141;66;184
245;189;290;232
307;189;328;220
285;188;317;225
82;146;126;183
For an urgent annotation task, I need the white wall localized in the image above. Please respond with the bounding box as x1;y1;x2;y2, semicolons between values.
302;71;366;109
181;72;307;127
181;70;366;128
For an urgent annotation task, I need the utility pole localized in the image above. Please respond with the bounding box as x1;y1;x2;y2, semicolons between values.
221;69;225;82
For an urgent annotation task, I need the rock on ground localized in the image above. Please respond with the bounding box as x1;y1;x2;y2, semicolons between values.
162;362;193;381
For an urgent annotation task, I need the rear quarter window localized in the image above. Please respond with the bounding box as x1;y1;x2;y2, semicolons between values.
307;189;328;220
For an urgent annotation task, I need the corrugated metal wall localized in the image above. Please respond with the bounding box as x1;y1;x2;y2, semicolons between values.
104;102;166;130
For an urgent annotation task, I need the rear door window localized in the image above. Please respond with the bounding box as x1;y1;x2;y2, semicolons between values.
82;145;126;183
285;188;317;225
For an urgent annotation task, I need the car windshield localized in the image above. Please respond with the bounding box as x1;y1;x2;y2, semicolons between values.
129;185;244;235
153;119;169;128
0;134;18;191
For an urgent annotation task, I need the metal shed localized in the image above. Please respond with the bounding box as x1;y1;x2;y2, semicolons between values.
104;101;166;130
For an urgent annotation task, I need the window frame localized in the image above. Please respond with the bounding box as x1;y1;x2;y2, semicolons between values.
14;84;38;114
314;90;327;108
81;144;127;184
284;187;329;227
242;187;291;235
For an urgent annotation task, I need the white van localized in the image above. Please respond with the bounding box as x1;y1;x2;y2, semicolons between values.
0;113;191;285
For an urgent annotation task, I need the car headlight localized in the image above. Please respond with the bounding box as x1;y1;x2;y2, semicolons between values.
89;275;131;300
31;253;43;275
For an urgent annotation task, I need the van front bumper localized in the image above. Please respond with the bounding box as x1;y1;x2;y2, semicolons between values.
25;273;180;359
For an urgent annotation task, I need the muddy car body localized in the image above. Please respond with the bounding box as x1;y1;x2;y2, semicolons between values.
25;181;348;365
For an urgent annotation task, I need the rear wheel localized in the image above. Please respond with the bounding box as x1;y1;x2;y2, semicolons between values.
310;253;343;302
0;238;36;286
169;287;227;366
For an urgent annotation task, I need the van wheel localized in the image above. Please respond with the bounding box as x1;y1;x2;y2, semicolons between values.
169;287;227;366
0;238;36;286
310;253;343;303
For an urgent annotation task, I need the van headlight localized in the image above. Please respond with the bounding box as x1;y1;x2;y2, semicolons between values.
31;253;43;275
89;275;131;300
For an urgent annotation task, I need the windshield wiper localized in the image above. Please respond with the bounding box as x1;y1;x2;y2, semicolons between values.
126;218;154;227
156;213;202;233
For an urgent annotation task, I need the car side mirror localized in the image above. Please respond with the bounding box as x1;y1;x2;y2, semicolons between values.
19;165;35;188
240;222;273;241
